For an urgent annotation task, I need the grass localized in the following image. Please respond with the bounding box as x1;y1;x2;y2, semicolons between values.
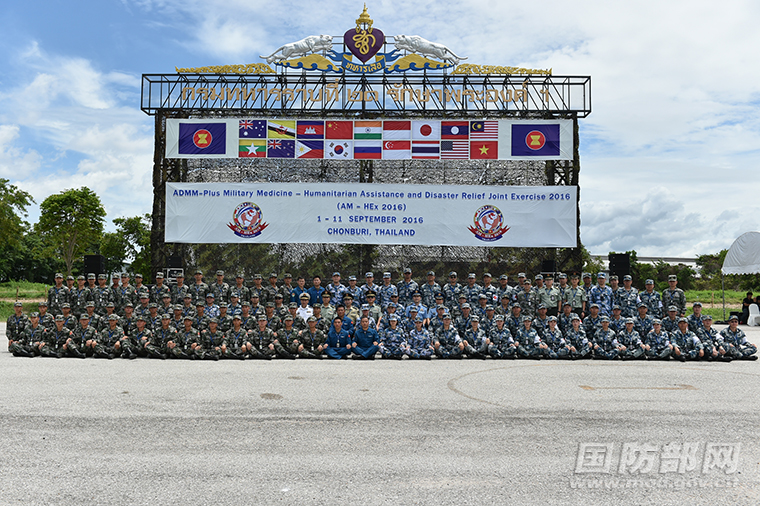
685;290;746;305
0;281;48;300
0;301;43;321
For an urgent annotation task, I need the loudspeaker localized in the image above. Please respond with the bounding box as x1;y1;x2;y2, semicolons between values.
541;260;557;274
609;253;631;278
166;255;183;268
84;255;106;276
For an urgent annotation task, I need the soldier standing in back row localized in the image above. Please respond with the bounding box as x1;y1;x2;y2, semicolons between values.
662;275;686;317
48;273;70;316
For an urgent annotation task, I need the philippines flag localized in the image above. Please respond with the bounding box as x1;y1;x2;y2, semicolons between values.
296;140;324;159
239;120;266;138
297;120;325;139
411;140;440;159
382;140;411;159
470;121;498;139
267;139;295;158
412;120;440;140
325;121;354;139
440;140;469;159
383;121;411;140
511;124;561;157
178;123;228;155
441;121;469;140
354;141;382;159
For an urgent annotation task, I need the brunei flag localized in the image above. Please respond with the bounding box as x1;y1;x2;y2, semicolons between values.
268;120;296;139
239;139;267;158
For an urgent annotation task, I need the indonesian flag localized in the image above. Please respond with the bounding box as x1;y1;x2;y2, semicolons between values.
383;121;411;140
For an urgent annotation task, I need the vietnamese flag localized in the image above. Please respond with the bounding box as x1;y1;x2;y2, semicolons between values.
325;120;353;139
470;141;498;159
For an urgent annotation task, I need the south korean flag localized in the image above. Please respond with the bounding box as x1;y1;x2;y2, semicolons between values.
326;141;353;159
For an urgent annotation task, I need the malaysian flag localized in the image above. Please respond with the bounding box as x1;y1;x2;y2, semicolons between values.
440;140;469;159
470;120;498;139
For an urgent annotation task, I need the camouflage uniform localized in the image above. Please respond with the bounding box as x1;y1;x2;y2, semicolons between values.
588;284;613;316
247;323;277;359
224;324;249;359
6;310;29;348
146;323;175;359
662;287;686;316
633;313;654;338
720;324;758;359
406;325;434;359
275;324;299;359
515;287;538;320
617;325;646;360
210;280;231;305
10;318;43;357
71;285;92;318
419;281;441;310
396;276;418;307
92;283;114;316
462;279;483;307
462;321;488;359
592;327;619;360
297;325;326;359
564;322;591;359
195;325;225;360
639;289;662;319
47;283;70;316
543;323;569;359
39;324;73;358
515;323;548;359
618;288;639;318
671;326;704;361
435;324;463;359
442;280;463;310
644;328;673;360
487;321;516;359
379;322;406;359
189;281;209;306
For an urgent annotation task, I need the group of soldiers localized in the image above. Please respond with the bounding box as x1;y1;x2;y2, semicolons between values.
5;268;757;361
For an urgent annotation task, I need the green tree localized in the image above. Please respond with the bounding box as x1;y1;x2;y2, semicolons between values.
37;187;106;277
0;179;34;281
100;214;152;276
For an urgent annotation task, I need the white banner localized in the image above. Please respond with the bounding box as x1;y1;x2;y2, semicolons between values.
165;183;577;247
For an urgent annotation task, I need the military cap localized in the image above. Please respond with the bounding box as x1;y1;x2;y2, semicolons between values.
55;273;64;278
521;315;532;322
477;293;487;300
230;293;239;298
251;293;260;298
600;316;610;322
13;301;22;307
468;273;477;279
412;291;421;297
241;301;251;307
389;314;399;321
195;302;204;307
668;275;677;281
523;279;532;285
702;314;713;321
98;274;108;280
216;270;224;276
485;305;495;311
408;306;418;312
366;291;377;297
208;318;219;324
638;302;647;308
307;316;317;322
173;305;183;311
288;302;297;308
236;273;244;278
582;272;591;279
383;272;391;278
517;272;526;278
30;312;40;318
612;305;621;310
253;274;262;280
563;301;572;306
162;293;171;299
313;303;322;309
458;294;467;300
403;267;412;274
390;293;399;298
184;315;193;321
268;272;279;279
535;274;543;280
62;303;71;309
148;303;158;308
537;303;547;310
558;273;567;279
205;293;215;298
415;315;424;322
610;275;618;281
218;302;228;308
156;272;164;278
625;318;634;324
597;272;606;279
461;303;471;309
343;293;353;299
729;314;739;321
183;294;192;299
365;272;374;277
299;293;310;299
140;293;149;299
77;275;85;281
361;304;370;310
135;273;143;278
194;269;203;275
443;314;452;319
570;314;581;321
501;293;511;299
348;275;356;281
124;302;134;308
121;272;129;277
106;302;115;307
161;313;170;320
494;314;504;321
427;271;435;276
257;315;267;321
87;273;96;279
136;315;146;322
66;275;74;281
330;272;339;277
471;315;480;322
448;271;457;277
693;301;702;307
623;275;632;281
589;303;599;308
283;315;293;321
678;317;688;324
645;279;654;284
322;292;331;298
435;293;444;299
500;274;509;280
274;293;283;299
483;272;492;278
652;318;662;325
176;272;184;278
668;305;678;312
266;302;275;307
387;302;397;308
547;315;557;322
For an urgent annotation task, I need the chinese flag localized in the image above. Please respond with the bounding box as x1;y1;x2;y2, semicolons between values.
470;141;498;159
325;121;354;140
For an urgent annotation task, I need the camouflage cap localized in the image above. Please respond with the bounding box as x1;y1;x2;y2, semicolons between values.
135;273;143;278
136;315;146;322
494;314;504;321
388;314;398;321
470;315;480;322
625;318;634;324
361;304;370;310
589;303;599;309
702;314;713;321
253;274;262;280
195;301;204;307
612;305;621;310
383;272;391;278
483;272;492;278
283;273;292;278
241;301;251;307
208;318;219;324
274;293;283;299
184;315;193;321
729;314;739;321
623;275;632;281
582;272;591;278
194;269;203;275
161;313;170;320
547;315;557;322
106;302;115;307
652;318;662;324
55;273;63;278
461;303;471;309
205;293;215;298
365;272;374;277
610;275;618;281
62;303;71;309
668;305;678;312
427;271;435;276
387;302;397;308
537;303;547;310
85;301;94;307
251;292;260;298
218;302;228;308
236;273;244;278
283;315;293;321
156;272;164;278
98;274;107;280
307;316;317;323
38;301;47;307
558;273;567;279
233;314;242;320
486;305;495;311
693;301;702;307
140;293;149;299
30;312;40;318
443;313;452;319
216;270;224;276
124;302;134;308
449;271;457;277
13;301;22;307
535;274;543;280
348;275;356;281
668;275;677;281
173;305;183;311
458;294;467;299
517;272;526;278
107;314;119;321
468;273;476;279
148;303;158;309
570;314;581;321
501;293;511;299
162;293;171;298
77;275;85;280
645;279;654;284
265;302;275;307
87;273;96;279
403;267;412;274
332;272;340;277
288;302;297;308
600;316;610;322
638;302;648;308
415;315;424;322
313;303;322;309
478;293;488;299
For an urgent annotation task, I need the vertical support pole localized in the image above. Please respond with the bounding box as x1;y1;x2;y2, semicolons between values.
150;111;167;277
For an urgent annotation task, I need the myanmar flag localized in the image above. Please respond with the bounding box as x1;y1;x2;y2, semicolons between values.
325;121;353;139
239;139;267;158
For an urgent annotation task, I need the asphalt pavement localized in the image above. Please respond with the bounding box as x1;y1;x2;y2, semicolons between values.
1;324;759;506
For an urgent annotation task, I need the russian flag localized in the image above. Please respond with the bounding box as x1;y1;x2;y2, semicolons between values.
354;141;382;159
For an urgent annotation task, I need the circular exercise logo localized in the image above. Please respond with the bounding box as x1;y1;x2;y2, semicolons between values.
227;202;268;238
525;130;546;150
468;205;510;242
193;129;212;149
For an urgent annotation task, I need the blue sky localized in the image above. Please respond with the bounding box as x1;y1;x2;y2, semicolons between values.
1;0;759;257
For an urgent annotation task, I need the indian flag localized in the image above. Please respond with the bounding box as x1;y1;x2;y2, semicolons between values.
354;121;382;140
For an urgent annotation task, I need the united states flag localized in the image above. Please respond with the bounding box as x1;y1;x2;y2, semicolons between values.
440;140;469;159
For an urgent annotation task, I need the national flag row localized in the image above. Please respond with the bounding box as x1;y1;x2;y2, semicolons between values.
165;119;573;160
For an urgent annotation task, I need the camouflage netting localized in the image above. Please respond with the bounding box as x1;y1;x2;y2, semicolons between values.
183;157;551;269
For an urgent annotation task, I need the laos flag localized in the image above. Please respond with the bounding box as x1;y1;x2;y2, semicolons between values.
511;124;560;157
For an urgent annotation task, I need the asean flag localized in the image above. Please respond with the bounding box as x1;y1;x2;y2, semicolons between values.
511;124;561;156
470;141;497;159
325;121;353;139
178;123;227;155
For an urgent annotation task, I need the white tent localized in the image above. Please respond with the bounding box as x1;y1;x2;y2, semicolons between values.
720;231;760;321
722;231;760;275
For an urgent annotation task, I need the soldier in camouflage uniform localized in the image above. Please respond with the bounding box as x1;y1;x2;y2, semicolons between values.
558;302;575;335
359;272;380;306
686;302;705;334
239;302;257;331
720;315;758;360
227;293;242;317
6;301;28;351
592;317;619;360
170;305;185;332
480;273;498;306
616;275;638;317
159;293;173;315
378;314;406;359
516;316;549;359
696;314;725;361
515;279;538;320
10;311;42;357
216;303;233;333
195;318;224;360
230;273;250;305
588;273;613;316
273;315;299;359
121;303;138;337
192;302;210;333
583;303;602;338
487;314;517;359
90;274;113;316
565;315;591;359
37;302;55;331
324;272;346;307
249;293;265;319
506;305;523;338
543;316;570;359
150;273;171;305
100;302;120;332
405;316;434;360
434;314;464;359
135;293;151;318
48;273;70;316
419;271;441;310
662;275;686;317
496;293;512;317
617;318;646;360
633;303;654;338
310;305;330;335
81;302;102;333
377;272;398;311
71;275;91;318
59;304;77;332
474;293;489;319
125;315;152;359
454;303;473;337
396;268;418;307
461;273;482;307
644;320;673;360
461;316;488;359
39;315;73;358
249;274;266;305
296;316;327;359
442;272;463;311
661;306;680;334
145;314;173;359
671;318;704;361
189;270;209;306
246;315;276;359
170;272;190;306
532;304;550;339
176;316;200;359
203;293;220;320
496;274;513;306
344;276;362;308
224;314;249;359
638;279;662;319
609;305;626;334
210;270;230;304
